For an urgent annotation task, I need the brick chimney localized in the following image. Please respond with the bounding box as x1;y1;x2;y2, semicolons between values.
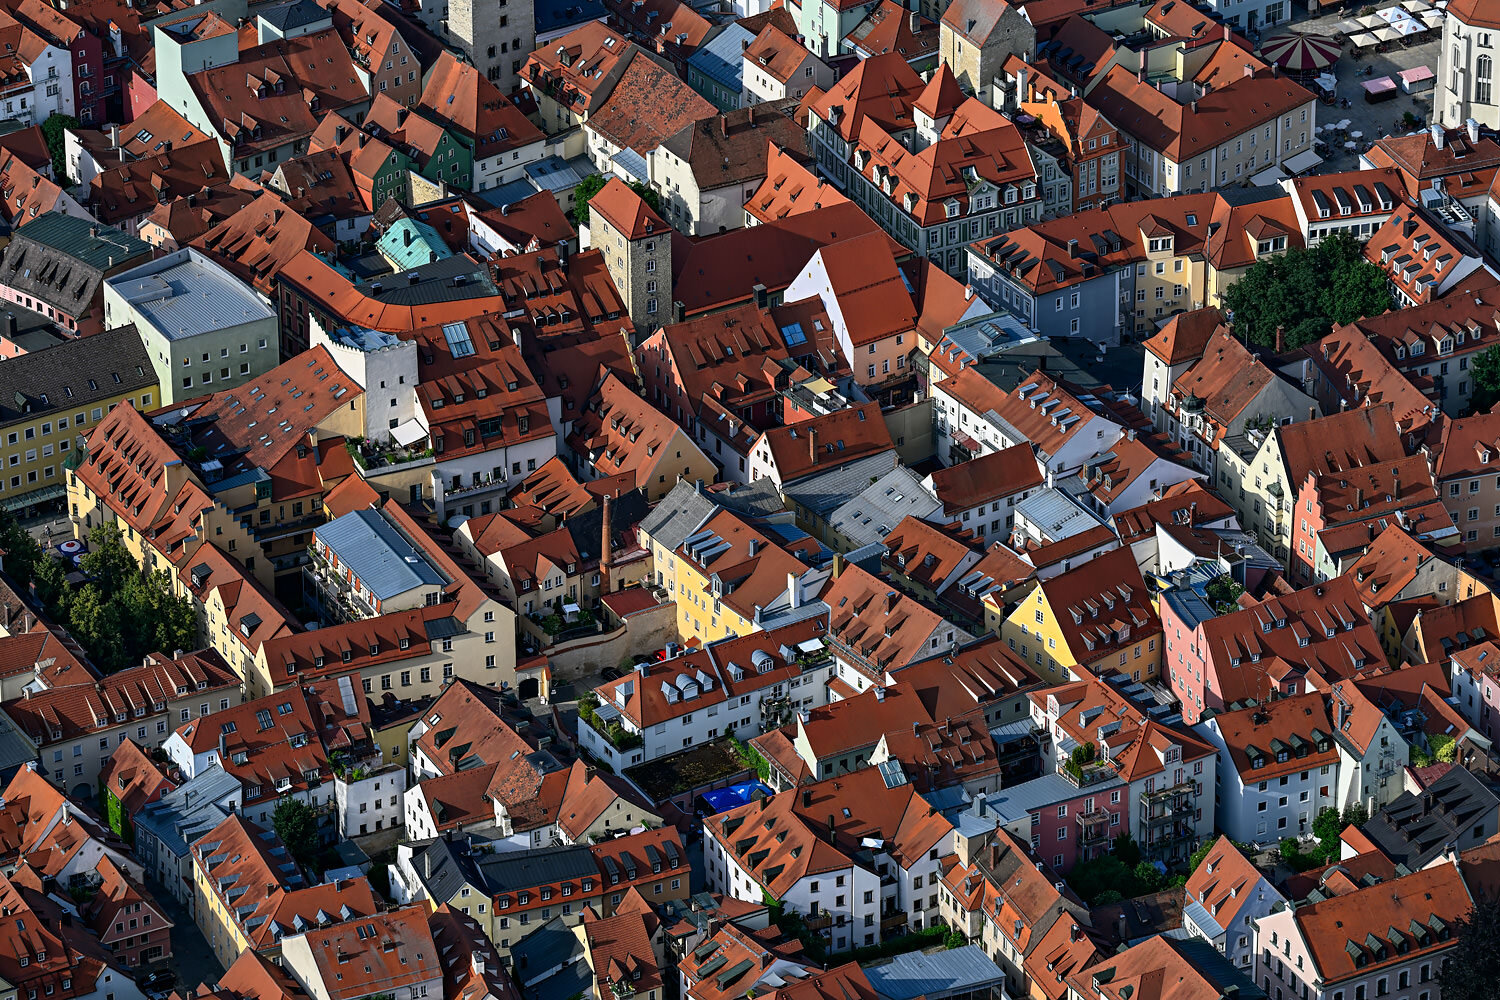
808;427;818;464
599;492;613;596
1274;325;1284;354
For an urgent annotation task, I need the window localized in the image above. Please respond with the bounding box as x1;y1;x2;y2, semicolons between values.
1480;55;1495;105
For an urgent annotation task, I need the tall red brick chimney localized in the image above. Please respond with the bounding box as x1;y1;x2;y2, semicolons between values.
599;493;613;596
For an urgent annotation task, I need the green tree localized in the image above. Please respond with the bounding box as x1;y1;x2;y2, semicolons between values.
573;173;661;226
272;797;320;869
79;523;136;596
1222;232;1393;349
31;553;68;616
1205;575;1245;615
1471;346;1500;415
1438;892;1500;1000
40;113;80;185
1188;838;1216;872
0;508;42;587
1341;802;1370;828
1113;833;1142;867
1092;889;1123;905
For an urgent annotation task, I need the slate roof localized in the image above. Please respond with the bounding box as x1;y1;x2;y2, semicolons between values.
0;324;154;424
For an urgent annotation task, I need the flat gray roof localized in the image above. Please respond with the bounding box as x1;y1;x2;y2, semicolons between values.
108;248;273;341
317;508;446;600
865;946;1008;1000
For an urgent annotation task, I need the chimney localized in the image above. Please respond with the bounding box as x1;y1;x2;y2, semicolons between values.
808;427;818;464
1467;117;1481;145
787;570;800;609
802;788;813;807
909;9;919;31
599;493;614;596
1274;325;1284;354
110;124;120;149
964;284;974;300
721;115;728;138
1355;486;1365;508
1431;124;1445;151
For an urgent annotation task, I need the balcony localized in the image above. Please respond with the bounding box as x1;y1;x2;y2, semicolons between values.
880;911;908;934
349;438;434;474
804;912;834;932
1076;810;1110;845
1062;758;1116;789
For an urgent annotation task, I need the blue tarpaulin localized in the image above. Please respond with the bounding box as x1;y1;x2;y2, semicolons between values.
701;781;774;814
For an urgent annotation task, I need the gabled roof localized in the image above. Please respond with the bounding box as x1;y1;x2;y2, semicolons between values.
821;562;947;675
1292;863;1471;983
751;401;894;483
745;142;849;224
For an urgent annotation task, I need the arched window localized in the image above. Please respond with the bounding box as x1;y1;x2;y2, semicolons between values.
1479;54;1494;104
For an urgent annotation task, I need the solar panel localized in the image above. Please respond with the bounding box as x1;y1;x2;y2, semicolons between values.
442;321;475;358
779;322;808;347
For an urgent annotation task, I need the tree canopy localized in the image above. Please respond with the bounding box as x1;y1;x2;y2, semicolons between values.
1438;892;1500;1000
1470;346;1500;415
1222;233;1393;349
13;519;197;674
41;114;79;185
573;174;661;227
273;797;321;869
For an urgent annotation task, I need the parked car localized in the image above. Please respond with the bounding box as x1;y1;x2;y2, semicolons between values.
139;971;175;993
601;667;622;681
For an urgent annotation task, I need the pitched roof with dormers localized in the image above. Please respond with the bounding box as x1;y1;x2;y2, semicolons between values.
568;371;709;491
746;142;850;225
709;766;951;898
821;562;949;676
3;649;238;749
1290;863;1471;986
1035;548;1158;662
191;813;378;950
751;401;895;483
286;906;439;1000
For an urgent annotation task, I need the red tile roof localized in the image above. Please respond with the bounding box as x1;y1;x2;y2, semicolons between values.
746;141;849;224
192;814;377;951
99;739;176;817
293;906;439;1000
187;28;366;156
586;54;715;154
1292;863;1471;984
709;766;951;897
752;400;894;483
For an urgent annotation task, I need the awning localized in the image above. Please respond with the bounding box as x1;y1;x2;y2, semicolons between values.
0;483;63;512
1283;149;1325;174
391;419;427;447
1251;165;1288;186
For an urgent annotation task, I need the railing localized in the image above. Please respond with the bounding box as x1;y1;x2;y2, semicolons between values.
804;913;834;931
880;911;908;933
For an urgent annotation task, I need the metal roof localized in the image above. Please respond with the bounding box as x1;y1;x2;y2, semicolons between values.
865;946;1007;1000
1014;486;1106;539
107;248;274;341
134;764;242;858
687;22;755;89
978;771;1123;824
317;508;446;600
782;452;901;518
640;480;717;553
828;465;943;550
